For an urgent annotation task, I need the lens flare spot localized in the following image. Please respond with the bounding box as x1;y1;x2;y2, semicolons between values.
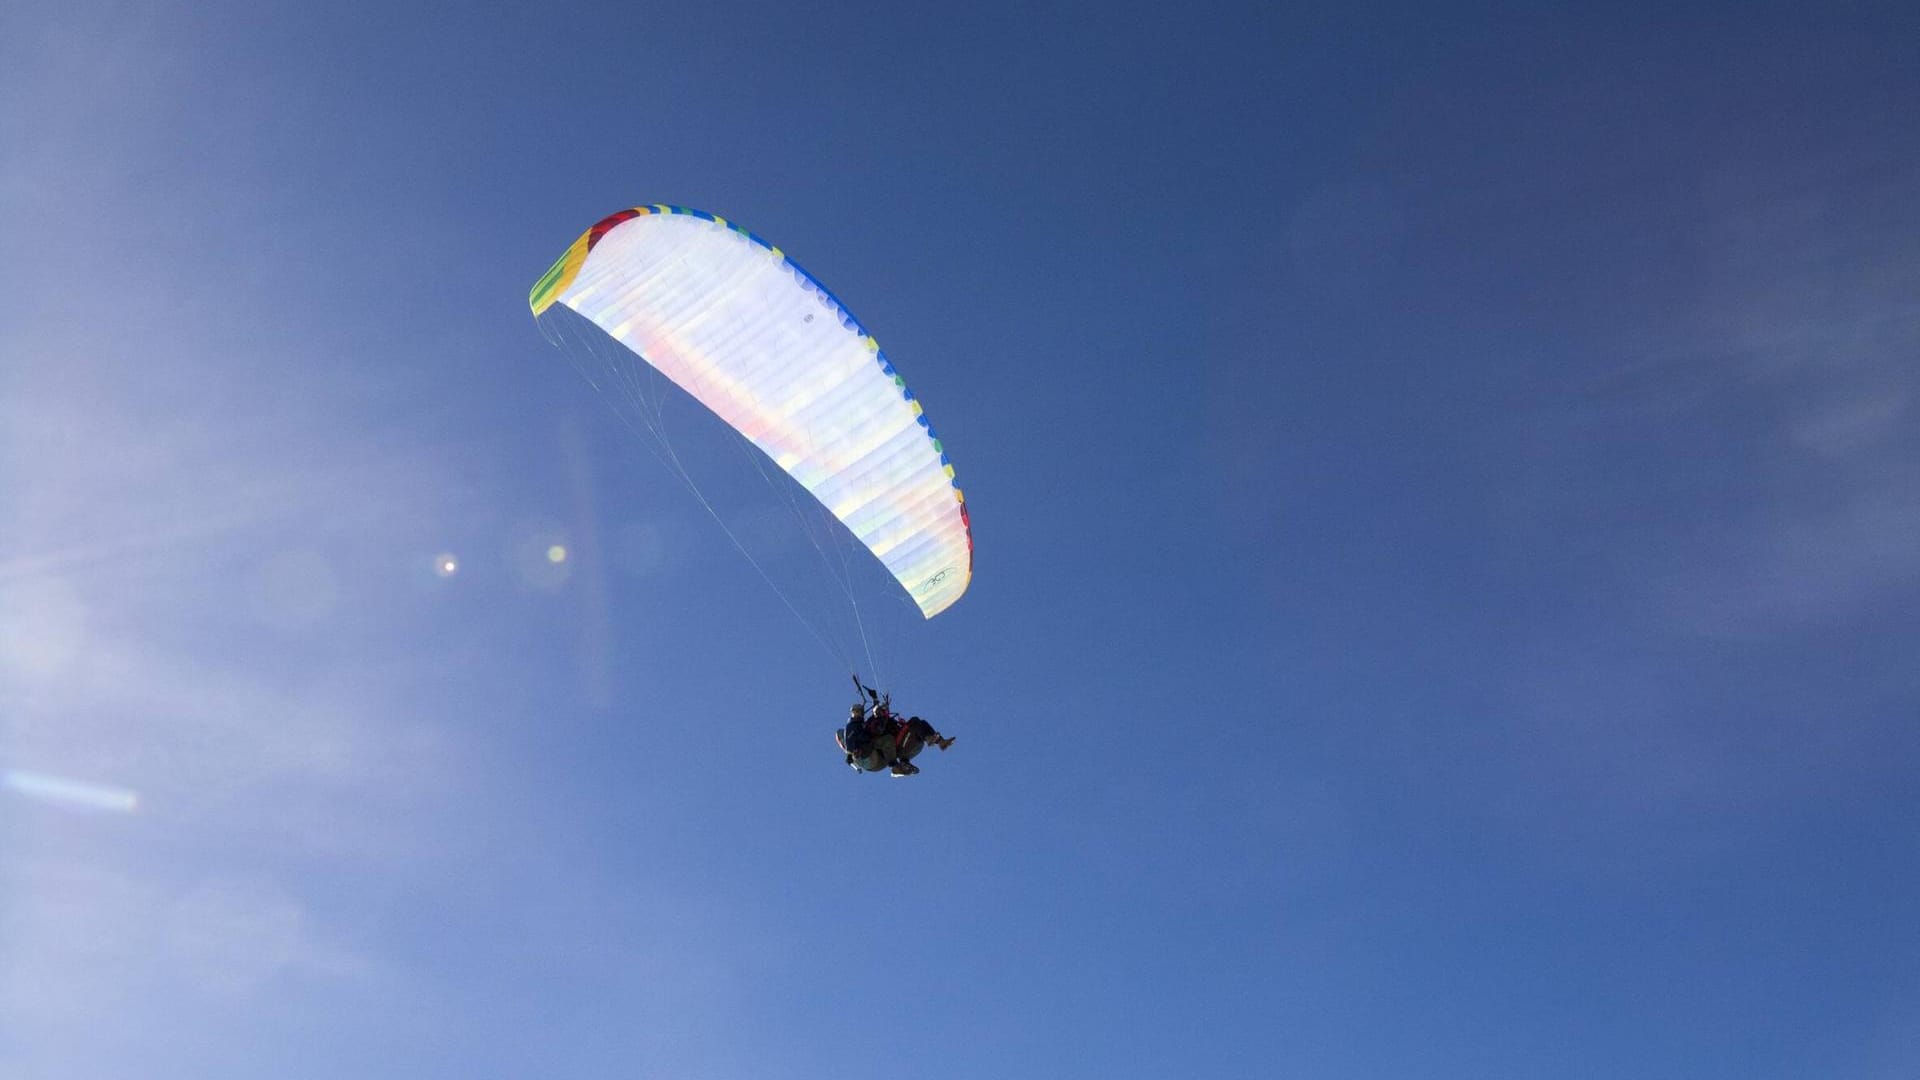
3;770;139;812
509;525;573;591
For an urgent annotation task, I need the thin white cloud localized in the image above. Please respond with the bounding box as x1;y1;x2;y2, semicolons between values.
1564;152;1920;637
0;275;491;1072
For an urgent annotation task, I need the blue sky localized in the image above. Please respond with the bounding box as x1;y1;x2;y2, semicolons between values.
3;1;1918;1076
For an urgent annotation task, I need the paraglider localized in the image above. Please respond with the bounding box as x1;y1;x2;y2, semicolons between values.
531;205;972;773
836;679;955;777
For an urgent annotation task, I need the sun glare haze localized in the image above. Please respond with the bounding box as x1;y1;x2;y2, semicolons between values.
3;2;1917;1078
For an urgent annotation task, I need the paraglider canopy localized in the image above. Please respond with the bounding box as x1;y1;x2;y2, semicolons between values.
531;205;973;618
